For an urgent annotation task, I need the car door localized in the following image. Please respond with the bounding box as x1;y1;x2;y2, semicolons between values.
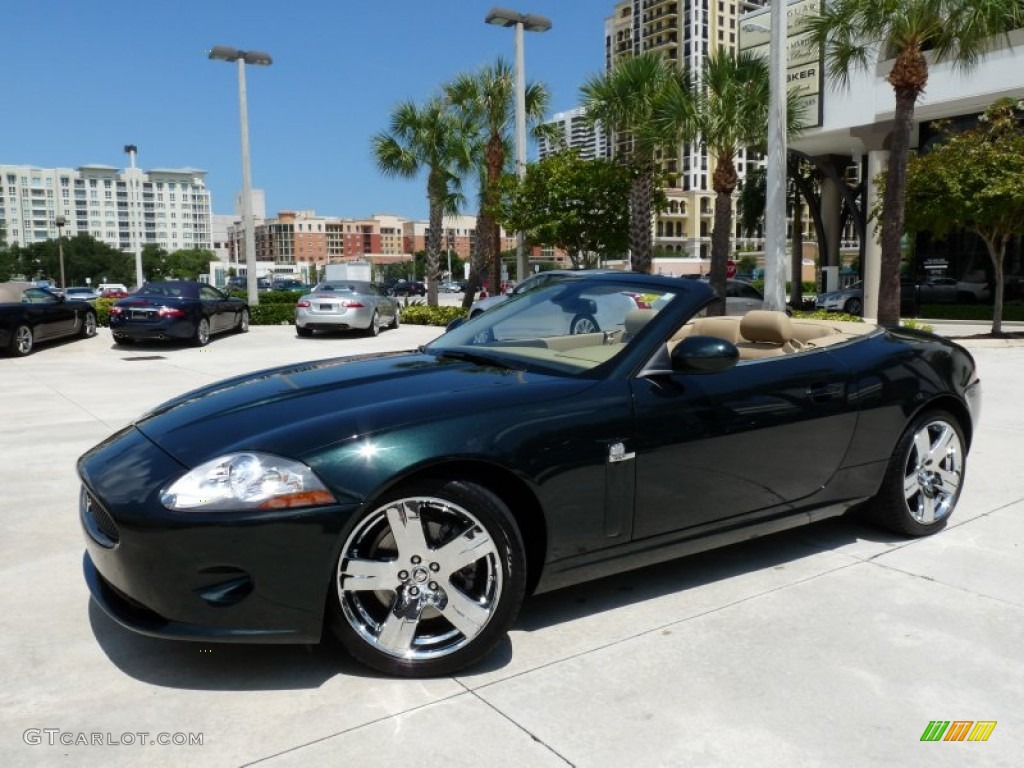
199;285;231;333
630;349;857;540
23;288;76;340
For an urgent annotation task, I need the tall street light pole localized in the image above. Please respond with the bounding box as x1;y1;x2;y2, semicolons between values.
124;145;144;289
55;215;67;292
209;45;272;306
484;7;551;285
763;1;788;311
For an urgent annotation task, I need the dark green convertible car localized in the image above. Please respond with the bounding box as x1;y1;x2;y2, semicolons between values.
78;273;980;676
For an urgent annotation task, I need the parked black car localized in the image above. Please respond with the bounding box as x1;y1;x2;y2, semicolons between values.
109;281;249;346
0;281;98;356
79;274;979;677
389;280;426;297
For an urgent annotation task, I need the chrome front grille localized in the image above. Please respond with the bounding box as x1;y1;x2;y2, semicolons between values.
81;487;119;546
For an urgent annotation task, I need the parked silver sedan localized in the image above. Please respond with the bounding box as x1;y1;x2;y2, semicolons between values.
295;281;400;337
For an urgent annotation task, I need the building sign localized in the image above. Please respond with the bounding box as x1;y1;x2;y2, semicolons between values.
740;0;824;128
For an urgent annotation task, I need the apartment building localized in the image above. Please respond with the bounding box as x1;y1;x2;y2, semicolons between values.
605;0;768;259
0;161;212;253
537;107;610;160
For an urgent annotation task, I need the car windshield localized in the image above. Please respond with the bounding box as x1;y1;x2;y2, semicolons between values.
427;278;681;375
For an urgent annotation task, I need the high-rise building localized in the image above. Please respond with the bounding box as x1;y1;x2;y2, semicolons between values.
604;0;768;260
0;162;212;253
538;107;610;160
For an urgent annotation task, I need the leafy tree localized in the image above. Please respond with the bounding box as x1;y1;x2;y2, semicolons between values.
804;0;1023;325
445;59;549;302
498;150;631;268
165;248;216;280
581;53;687;274
659;50;805;315
373;97;473;306
903;98;1024;334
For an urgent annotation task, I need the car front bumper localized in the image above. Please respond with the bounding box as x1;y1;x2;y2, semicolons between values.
78;426;361;644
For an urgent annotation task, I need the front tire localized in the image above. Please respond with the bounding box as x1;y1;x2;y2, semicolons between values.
866;410;966;536
330;479;526;677
193;317;211;347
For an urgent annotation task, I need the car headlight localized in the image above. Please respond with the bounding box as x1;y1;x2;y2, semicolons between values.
160;452;336;511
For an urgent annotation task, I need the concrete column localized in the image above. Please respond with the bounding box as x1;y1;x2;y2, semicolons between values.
863;149;889;323
821;177;842;272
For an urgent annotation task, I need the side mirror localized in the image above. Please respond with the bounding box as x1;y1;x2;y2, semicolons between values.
671;335;739;374
445;316;466;333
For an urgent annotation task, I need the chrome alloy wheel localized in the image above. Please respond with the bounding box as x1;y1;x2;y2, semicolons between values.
903;418;963;525
338;496;503;660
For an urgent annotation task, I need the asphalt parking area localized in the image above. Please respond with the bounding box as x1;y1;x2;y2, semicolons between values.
2;325;1022;767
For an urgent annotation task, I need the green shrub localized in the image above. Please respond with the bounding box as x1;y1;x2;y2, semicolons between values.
93;297;116;326
250;303;295;325
400;305;467;326
900;318;935;333
792;309;862;323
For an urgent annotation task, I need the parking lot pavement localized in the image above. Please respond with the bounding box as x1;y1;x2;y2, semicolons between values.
2;325;1022;767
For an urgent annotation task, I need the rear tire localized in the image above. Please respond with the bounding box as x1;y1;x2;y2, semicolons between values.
844;297;863;316
388;307;400;330
193;317;211;347
295;325;314;338
236;309;250;333
366;311;380;337
330;478;526;677
9;325;33;356
80;312;98;338
865;409;966;536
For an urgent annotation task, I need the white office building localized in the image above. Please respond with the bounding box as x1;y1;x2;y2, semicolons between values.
0;162;213;253
538;107;610;160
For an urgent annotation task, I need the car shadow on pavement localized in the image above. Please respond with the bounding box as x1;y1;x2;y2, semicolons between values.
504;514;904;636
87;514;903;689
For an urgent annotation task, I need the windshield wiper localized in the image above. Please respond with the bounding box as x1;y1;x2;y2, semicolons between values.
430;348;521;370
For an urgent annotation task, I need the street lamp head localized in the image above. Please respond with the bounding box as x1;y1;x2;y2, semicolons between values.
209;45;272;66
209;45;241;61
485;7;552;32
55;215;66;228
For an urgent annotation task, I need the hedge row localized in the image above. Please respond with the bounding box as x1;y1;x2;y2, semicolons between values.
400;305;467;326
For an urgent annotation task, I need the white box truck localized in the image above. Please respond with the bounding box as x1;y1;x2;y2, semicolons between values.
324;261;372;282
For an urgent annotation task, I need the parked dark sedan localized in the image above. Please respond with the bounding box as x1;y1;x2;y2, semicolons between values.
79;274;980;677
1;281;97;356
109;281;248;346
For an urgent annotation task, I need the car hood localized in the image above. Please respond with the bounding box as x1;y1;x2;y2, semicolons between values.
134;350;597;467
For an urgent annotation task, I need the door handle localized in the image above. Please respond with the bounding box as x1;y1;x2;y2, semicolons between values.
805;383;844;403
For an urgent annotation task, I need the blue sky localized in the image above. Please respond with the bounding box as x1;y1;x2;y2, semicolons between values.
4;0;607;222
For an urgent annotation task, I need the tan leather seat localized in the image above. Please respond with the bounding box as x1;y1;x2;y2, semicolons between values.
736;311;797;358
622;309;656;340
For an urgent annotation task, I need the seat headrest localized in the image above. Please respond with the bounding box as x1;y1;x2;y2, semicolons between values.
624;309;656;337
740;310;792;344
692;317;742;344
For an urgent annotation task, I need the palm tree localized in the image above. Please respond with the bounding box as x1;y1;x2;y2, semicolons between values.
581;53;687;274
660;50;804;314
804;0;1023;325
445;59;549;301
372;97;473;306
